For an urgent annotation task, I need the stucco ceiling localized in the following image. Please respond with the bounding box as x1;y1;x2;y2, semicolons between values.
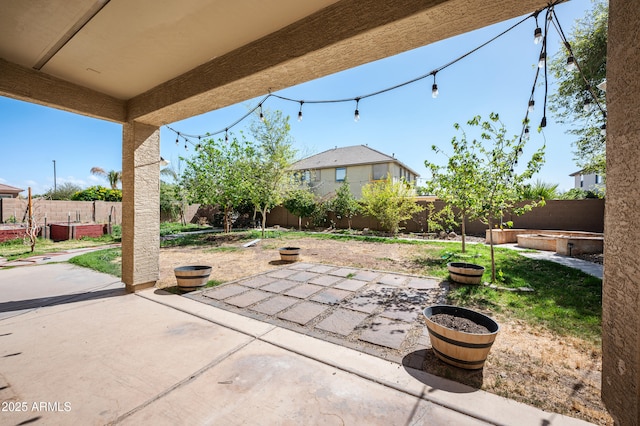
0;0;552;125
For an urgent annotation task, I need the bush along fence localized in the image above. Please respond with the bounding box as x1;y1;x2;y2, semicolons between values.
266;199;604;235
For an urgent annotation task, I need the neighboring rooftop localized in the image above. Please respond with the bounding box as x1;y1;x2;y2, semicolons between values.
0;183;24;195
291;145;420;176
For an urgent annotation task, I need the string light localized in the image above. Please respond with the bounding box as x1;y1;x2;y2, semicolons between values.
175;132;179;145
538;52;546;68
540;116;547;128
600;123;606;136
565;56;577;71
259;104;265;122
533;12;543;44
528;100;535;112
583;97;593;113
298;101;304;122
431;74;439;98
523;127;530;140
354;99;360;122
225;129;229;143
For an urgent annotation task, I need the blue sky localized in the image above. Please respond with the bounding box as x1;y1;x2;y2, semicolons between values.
0;0;594;195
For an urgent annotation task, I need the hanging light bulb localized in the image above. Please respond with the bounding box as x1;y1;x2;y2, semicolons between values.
431;83;439;99
354;99;360;122
600;123;607;136
565;56;577;71
175;134;179;145
528;100;535;112
583;98;593;113
196;144;201;151
184;143;188;151
533;27;543;44
298;101;303;122
518;146;524;156
225;129;229;143
538;52;546;68
523;127;530;140
259;105;265;122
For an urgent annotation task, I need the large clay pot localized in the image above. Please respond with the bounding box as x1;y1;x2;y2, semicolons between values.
423;305;499;370
279;247;301;262
447;262;485;285
174;265;212;292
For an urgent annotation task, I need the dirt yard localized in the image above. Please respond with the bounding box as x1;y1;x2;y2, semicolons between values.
158;233;611;425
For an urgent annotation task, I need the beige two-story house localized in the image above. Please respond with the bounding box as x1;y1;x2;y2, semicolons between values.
290;145;420;199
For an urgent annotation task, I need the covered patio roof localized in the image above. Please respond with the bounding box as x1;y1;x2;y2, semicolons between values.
0;0;550;125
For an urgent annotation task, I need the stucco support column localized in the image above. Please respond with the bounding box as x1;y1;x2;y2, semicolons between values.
121;121;161;292
602;1;640;424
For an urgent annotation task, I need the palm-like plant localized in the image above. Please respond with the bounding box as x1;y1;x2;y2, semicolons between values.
90;167;122;189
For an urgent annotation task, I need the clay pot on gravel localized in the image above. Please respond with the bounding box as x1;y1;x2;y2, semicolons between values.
423;305;500;370
447;262;485;285
174;265;212;292
278;247;301;262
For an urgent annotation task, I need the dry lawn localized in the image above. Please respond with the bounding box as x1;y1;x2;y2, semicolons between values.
158;233;611;425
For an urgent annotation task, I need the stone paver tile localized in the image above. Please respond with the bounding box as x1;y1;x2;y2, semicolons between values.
266;268;299;279
310;288;353;305
289;271;321;282
343;294;382;314
328;267;359;277
203;284;249;300
250;295;299;315
351;270;381;282
407;277;441;290
288;262;315;270
358;317;413;350
307;265;336;274
417;327;431;347
377;274;408;287
277;301;328;325
283;283;324;299
238;275;276;288
225;290;272;308
379;305;421;322
261;279;299;294
334;279;369;292
315;308;368;336
308;274;343;287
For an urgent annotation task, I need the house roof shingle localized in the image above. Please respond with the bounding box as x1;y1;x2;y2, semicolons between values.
291;145;419;176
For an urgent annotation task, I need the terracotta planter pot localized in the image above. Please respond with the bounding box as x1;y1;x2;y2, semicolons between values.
279;247;301;262
423;305;499;370
447;262;485;285
174;265;212;292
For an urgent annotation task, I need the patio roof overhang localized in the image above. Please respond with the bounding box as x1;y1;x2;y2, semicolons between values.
0;0;551;126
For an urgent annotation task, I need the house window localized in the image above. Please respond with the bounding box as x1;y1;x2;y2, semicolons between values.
372;164;387;180
595;174;600;184
580;175;584;187
335;167;346;182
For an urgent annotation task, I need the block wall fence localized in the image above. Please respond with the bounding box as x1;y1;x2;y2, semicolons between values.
266;199;604;234
0;198;123;225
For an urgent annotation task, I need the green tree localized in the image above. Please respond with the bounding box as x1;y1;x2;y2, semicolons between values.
459;113;545;282
549;0;607;175
71;185;122;201
181;135;253;233
90;167;122;189
331;180;361;230
245;109;297;237
160;160;188;225
360;174;424;236
43;182;82;200
425;126;482;253
283;189;317;230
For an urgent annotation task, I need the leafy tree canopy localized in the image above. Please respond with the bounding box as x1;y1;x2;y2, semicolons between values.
549;0;607;175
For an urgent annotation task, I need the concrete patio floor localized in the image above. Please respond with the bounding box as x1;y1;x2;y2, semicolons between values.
0;263;593;425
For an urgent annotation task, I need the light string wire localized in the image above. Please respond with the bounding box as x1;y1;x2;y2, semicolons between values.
167;1;565;149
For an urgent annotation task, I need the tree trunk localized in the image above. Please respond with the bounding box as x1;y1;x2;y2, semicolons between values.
461;212;466;253
224;206;231;233
261;207;268;238
298;216;302;231
488;217;496;282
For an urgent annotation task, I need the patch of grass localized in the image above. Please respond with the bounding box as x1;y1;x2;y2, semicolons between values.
160;222;211;236
0;234;120;261
412;244;602;342
68;248;121;277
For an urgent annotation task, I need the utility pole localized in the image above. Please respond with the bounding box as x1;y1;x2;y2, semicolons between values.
52;160;57;192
